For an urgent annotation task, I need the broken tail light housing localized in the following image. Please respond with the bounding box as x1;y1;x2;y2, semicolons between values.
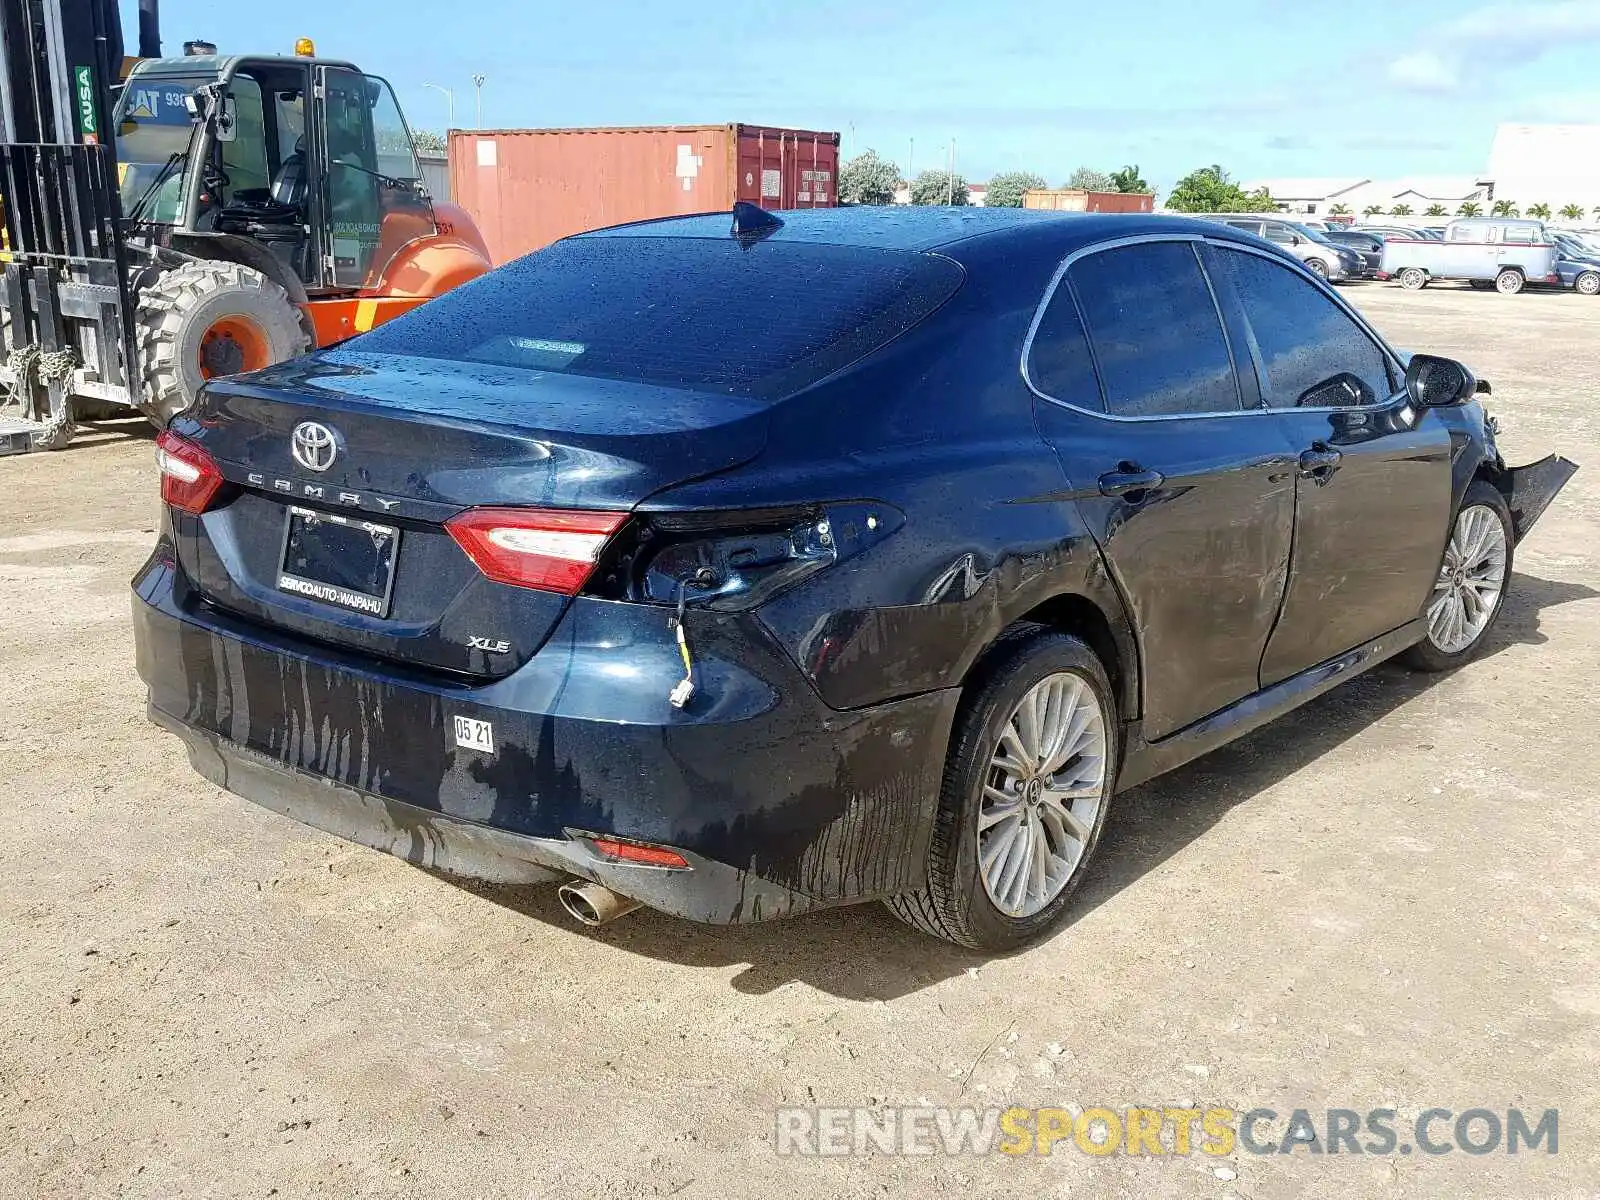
155;429;224;514
446;507;628;595
586;502;904;611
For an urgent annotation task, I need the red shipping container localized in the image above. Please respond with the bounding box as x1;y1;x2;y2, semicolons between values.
450;124;841;265
1022;188;1155;214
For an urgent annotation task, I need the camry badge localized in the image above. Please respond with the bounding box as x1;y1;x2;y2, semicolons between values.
291;421;339;473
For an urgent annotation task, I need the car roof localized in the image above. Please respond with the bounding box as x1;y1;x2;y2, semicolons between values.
576;206;1241;255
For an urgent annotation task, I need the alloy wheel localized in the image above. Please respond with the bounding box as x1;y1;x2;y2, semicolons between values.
1427;504;1509;654
1578;272;1600;296
978;672;1107;918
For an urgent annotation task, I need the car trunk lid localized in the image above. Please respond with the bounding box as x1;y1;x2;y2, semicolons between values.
171;351;768;678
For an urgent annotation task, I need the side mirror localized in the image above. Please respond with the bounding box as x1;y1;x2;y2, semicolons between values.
1405;353;1477;408
1290;234;1303;245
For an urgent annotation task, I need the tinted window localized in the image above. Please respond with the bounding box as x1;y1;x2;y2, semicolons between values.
1224;220;1263;235
1028;286;1102;410
1205;245;1393;409
1263;223;1296;245
1068;241;1240;418
352;238;964;399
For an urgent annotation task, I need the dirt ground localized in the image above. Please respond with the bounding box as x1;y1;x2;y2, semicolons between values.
2;283;1597;1199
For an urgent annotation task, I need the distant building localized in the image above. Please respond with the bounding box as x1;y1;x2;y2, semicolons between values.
1244;176;1489;217
1487;124;1600;214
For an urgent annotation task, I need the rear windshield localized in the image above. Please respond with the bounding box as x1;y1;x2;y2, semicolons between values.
349;236;964;400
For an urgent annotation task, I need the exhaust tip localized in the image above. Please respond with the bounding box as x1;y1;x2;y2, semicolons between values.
558;879;641;928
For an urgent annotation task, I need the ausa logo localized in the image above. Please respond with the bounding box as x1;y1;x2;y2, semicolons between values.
73;66;99;144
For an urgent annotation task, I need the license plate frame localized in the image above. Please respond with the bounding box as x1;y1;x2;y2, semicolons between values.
276;505;401;617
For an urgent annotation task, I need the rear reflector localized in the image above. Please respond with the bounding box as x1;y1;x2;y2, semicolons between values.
155;429;224;514
446;507;627;594
591;837;691;869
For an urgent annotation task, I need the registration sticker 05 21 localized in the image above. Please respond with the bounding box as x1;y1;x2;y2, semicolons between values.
453;716;494;753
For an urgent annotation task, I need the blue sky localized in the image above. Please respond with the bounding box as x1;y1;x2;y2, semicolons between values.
128;0;1600;192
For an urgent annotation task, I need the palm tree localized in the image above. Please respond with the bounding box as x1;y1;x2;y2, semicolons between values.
1363;204;1385;217
1491;200;1519;217
1457;201;1482;217
1390;203;1414;216
1329;203;1351;216
1560;203;1584;221
1592;205;1600;221
1424;204;1448;217
1527;202;1552;220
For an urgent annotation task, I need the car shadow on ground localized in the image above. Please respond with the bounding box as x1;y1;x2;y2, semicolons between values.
458;570;1597;1002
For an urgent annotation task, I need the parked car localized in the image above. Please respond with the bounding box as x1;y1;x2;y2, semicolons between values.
1321;228;1385;276
1552;235;1600;295
132;208;1576;952
1200;214;1360;280
1380;217;1561;294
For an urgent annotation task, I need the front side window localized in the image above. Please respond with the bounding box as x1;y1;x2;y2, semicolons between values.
1067;241;1241;418
1204;244;1394;409
1263;223;1296;245
219;75;271;195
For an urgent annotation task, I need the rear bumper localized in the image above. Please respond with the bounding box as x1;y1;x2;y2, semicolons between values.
133;545;960;924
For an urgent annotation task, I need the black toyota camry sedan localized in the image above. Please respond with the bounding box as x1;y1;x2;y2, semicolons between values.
133;206;1575;951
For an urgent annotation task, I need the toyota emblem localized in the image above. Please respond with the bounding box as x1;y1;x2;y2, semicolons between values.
290;421;339;472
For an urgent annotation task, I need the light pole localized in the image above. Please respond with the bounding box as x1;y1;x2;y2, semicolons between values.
421;82;454;129
472;74;486;129
947;138;955;205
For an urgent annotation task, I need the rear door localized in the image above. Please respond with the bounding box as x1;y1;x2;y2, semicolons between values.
1029;237;1300;739
1201;242;1453;684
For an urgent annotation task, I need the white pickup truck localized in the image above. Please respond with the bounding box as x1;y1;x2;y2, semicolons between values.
1380;218;1561;294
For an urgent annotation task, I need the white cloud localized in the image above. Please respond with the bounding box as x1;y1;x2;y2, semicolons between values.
1387;51;1462;93
1386;0;1600;93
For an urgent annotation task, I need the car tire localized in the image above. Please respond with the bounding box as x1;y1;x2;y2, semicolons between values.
1577;271;1600;296
1494;268;1525;295
886;627;1119;952
1399;267;1429;290
1400;480;1513;673
1305;258;1330;279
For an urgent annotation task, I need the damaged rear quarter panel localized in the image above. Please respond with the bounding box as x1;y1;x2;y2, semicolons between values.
644;242;1138;717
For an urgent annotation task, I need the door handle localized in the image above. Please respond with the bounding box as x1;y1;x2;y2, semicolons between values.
1298;443;1343;482
1098;464;1165;498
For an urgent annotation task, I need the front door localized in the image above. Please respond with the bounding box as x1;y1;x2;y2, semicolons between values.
314;67;436;290
1029;238;1300;739
1201;242;1454;684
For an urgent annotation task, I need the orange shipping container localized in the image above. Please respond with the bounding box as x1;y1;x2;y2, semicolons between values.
1022;188;1155;214
450;124;841;265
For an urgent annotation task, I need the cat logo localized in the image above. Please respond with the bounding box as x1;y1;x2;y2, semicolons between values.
127;89;158;119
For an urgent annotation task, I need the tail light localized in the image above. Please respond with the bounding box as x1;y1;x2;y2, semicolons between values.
155;429;224;514
446;507;627;594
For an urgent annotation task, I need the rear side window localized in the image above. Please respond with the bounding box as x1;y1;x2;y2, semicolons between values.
350;237;964;399
1027;287;1101;410
1204;244;1394;408
1067;241;1241;418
